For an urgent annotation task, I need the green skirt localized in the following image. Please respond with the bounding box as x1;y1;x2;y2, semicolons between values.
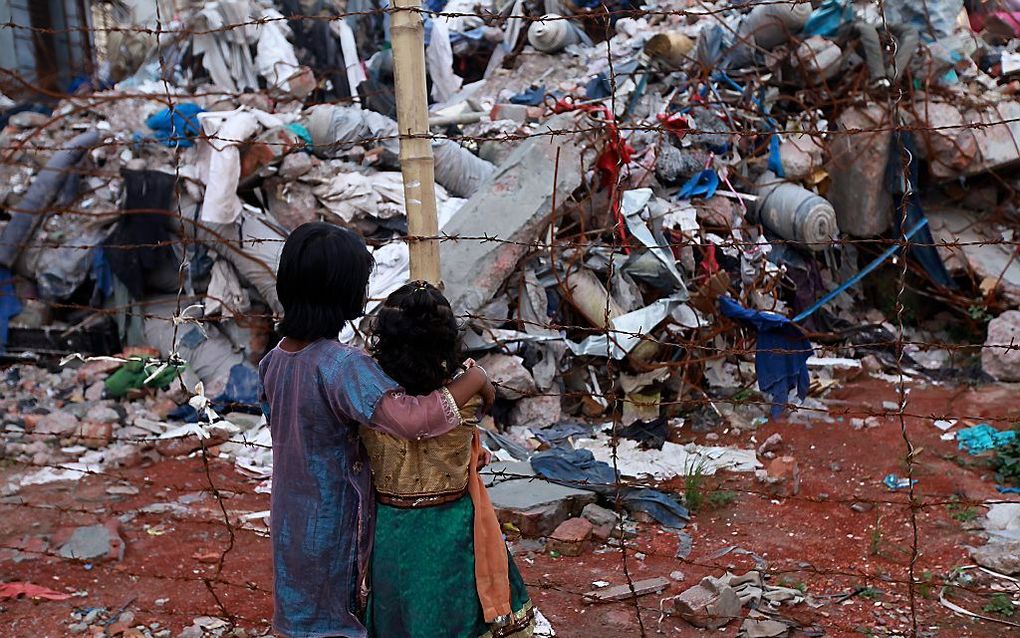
365;495;533;638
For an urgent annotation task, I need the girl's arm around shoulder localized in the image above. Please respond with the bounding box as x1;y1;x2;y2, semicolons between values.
369;367;495;440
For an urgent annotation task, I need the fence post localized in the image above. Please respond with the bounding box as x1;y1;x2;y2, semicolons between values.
390;0;441;284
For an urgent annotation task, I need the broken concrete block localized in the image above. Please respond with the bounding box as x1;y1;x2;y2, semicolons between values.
547;517;593;556
483;461;597;537
673;576;742;629
982;311;1020;382
58;521;125;562
929;206;1020;306
740;617;790;637
778;134;824;180
910;102;977;180
441;112;586;319
477;353;537;400
966;100;1020;177
827;105;893;238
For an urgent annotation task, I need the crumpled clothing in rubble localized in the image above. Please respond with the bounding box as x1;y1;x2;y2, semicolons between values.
197;108;290;225
718;297;811;419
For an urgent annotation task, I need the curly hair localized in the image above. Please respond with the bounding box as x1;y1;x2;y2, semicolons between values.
370;281;461;396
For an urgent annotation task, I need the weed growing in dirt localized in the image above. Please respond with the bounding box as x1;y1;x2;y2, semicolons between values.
982;593;1015;618
868;519;884;557
917;570;935;600
707;490;737;509
777;577;807;594
948;498;979;523
858;587;882;600
683;459;707;512
993;439;1020;488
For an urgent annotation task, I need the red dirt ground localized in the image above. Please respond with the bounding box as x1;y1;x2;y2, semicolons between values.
2;378;1018;637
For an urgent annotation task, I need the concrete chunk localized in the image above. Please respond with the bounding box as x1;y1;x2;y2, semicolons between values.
827;105;893;238
483;460;597;537
441;113;587;318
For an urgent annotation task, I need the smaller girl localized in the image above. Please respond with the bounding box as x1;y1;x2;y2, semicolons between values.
362;281;534;638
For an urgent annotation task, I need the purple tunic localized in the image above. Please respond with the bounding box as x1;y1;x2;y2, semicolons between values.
259;340;458;638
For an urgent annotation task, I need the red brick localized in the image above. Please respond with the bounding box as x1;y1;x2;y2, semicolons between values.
547;517;593;557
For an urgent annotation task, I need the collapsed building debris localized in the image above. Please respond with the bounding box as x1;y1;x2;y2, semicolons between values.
3;0;1020;634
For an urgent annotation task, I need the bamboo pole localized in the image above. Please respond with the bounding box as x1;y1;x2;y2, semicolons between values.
390;0;441;284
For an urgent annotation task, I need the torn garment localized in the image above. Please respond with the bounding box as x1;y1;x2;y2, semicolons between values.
718;296;812;418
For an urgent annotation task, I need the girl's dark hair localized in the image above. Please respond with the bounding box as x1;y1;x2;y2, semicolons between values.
371;281;460;396
277;222;374;341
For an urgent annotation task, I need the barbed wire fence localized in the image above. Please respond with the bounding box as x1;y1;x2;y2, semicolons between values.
2;1;1020;637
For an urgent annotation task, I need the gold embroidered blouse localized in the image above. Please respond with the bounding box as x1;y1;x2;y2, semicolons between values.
360;392;482;508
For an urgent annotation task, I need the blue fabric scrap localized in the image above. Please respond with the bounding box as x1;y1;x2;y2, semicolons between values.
719;296;812;419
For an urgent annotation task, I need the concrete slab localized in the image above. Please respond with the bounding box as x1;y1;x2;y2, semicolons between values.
441;113;587;318
483;460;597;537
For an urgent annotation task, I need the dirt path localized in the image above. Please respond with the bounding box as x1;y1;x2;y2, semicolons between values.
2;379;1017;637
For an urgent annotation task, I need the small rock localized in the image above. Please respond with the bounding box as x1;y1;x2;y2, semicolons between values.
670;570;686;582
84;382;106;402
34;411;79;436
851;502;874;513
85;405;120;424
581;503;619;529
764;456;801;497
76;421;113;449
58;521;125;562
68;623;88;634
178;626;203;638
982;311;1020;381
546;517;593;557
757;433;783;455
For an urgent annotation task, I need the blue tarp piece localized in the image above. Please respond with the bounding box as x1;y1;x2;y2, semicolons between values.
767;133;785;177
677;169;719;199
957;424;1019;455
92;247;115;301
0;267;21;353
803;0;854;37
531;448;689;528
531;422;594;446
886;132;955;288
586;74;613;100
718;296;812;419
510;86;547;106
146;103;205;148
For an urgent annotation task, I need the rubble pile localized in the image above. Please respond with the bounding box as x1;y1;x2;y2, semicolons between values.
3;0;1020;632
